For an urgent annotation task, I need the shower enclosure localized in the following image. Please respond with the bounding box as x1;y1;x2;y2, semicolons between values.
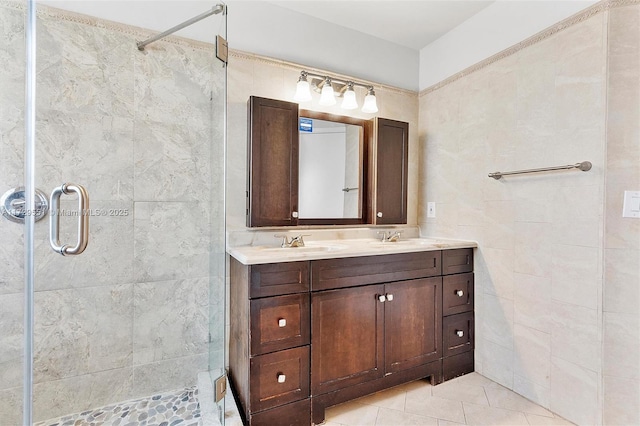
0;1;227;424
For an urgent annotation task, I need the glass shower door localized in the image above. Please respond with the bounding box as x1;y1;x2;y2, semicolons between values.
0;1;227;424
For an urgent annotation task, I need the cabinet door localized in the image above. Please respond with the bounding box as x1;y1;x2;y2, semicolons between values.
311;285;385;395
372;118;408;224
384;277;442;373
248;96;299;227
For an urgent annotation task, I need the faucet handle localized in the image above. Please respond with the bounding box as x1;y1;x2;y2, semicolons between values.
292;234;311;246
376;230;390;242
274;234;290;247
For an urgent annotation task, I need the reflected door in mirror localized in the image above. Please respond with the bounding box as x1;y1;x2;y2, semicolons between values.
298;118;362;219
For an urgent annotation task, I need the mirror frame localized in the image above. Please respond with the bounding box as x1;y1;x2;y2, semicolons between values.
297;110;372;225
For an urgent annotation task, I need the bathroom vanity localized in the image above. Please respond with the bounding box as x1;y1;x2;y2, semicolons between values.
228;239;475;426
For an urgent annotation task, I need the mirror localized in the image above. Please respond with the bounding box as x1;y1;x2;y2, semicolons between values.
297;111;368;224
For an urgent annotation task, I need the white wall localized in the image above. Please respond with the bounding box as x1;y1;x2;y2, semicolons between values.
419;0;598;90
226;1;418;91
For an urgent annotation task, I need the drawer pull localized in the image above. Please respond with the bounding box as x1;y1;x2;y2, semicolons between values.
456;290;464;297
386;293;394;301
378;294;386;302
278;318;287;327
456;330;464;338
277;374;286;383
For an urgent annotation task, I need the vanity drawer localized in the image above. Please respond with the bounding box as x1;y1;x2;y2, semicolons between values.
311;251;441;291
442;273;474;316
250;346;310;413
250;294;310;356
442;248;473;275
443;312;474;357
250;261;309;298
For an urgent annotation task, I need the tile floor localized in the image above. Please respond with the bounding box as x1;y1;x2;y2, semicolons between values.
323;373;574;426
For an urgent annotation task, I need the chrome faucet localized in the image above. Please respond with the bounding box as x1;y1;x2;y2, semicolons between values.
377;230;403;243
275;234;310;248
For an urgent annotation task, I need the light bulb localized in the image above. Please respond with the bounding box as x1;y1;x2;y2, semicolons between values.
341;86;358;110
362;88;378;113
319;79;336;106
293;74;312;102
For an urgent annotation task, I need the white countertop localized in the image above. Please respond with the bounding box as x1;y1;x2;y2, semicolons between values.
227;237;477;265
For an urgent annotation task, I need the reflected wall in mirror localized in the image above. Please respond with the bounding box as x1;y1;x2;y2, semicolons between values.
298;117;362;219
297;111;368;224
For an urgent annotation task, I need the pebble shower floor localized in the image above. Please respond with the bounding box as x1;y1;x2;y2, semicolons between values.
33;387;201;426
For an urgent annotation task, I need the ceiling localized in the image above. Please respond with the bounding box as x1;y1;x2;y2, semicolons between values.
267;1;494;51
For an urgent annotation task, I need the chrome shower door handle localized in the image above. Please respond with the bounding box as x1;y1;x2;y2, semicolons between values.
49;183;89;256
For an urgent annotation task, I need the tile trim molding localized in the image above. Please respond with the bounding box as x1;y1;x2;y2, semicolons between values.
419;0;639;97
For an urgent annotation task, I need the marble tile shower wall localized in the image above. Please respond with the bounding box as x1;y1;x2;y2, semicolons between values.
0;4;225;423
603;5;640;425
419;11;608;425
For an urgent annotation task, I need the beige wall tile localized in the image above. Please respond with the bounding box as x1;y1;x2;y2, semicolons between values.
550;356;598;425
513;324;551;389
604;248;640;314
604;375;640;426
603;312;640;380
550;301;600;372
480;339;514;389
551;244;600;310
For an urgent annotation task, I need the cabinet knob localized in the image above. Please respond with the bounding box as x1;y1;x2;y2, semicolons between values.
456;330;464;338
292;211;298;218
377;212;383;218
456;290;464;297
277;374;286;383
386;293;394;301
278;318;286;327
378;294;386;302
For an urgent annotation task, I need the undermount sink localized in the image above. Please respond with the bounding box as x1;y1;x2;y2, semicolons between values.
369;239;448;248
255;243;348;253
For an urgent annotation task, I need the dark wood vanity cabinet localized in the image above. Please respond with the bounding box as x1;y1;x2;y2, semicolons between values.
370;118;409;224
247;96;299;227
230;248;474;426
440;249;475;381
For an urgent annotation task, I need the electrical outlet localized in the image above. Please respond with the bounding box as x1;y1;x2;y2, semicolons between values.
427;202;436;218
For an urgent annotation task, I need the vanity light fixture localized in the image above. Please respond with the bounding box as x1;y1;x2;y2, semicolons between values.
362;87;379;113
319;77;336;106
341;82;358;110
293;70;378;113
293;71;312;102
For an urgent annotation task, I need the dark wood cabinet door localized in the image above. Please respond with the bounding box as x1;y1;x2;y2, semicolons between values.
311;285;385;395
373;118;408;224
248;96;299;227
384;277;442;373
